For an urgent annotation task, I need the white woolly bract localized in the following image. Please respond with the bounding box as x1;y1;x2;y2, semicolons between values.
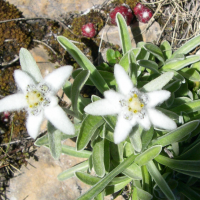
147;108;177;130
26;112;44;139
114;113;133;144
44;105;75;135
14;70;35;93
43;66;73;93
146;90;170;108
84;99;119;115
0;94;27;112
114;64;133;96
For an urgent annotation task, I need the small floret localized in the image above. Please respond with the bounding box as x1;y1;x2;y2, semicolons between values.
110;5;133;26
136;7;153;23
133;3;145;15
81;23;96;38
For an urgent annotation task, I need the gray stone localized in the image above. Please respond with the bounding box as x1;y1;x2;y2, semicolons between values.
98;21;161;48
7;140;91;200
6;0;105;18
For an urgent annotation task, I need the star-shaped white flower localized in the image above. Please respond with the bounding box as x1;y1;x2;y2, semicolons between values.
84;64;177;144
0;66;75;139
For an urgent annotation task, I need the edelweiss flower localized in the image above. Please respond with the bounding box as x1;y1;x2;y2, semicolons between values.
84;64;177;144
0;63;75;139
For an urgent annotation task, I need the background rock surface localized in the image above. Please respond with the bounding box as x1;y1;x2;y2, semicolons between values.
6;0;105;18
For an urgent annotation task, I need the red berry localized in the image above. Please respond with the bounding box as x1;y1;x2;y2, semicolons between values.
110;5;133;26
81;23;96;38
133;3;145;15
137;7;153;23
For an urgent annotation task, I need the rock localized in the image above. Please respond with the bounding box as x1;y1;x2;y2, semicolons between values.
7;139;91;200
7;138;125;200
6;0;105;18
98;21;161;49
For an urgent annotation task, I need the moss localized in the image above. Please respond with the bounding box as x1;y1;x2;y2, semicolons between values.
0;65;19;96
0;65;27;143
0;0;31;63
71;10;104;36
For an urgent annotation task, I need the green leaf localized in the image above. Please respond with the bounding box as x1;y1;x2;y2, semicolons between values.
93;137;105;177
110;142;124;163
76;154;137;200
57;36;109;94
71;70;90;118
104;139;110;173
63;107;78;119
176;169;200;178
129;51;138;86
163;80;181;93
106;49;115;62
171;100;200;114
172;34;200;58
172;97;192;108
98;71;116;87
57;160;89;181
75;171;131;186
132;48;141;57
177;140;200;160
166;54;186;64
132;187;139;200
94;192;104;200
47;122;62;160
146;160;175;200
121;162;142;180
77;115;104;151
34;134;49;146
138;60;160;74
63;80;72;99
103;115;116;131
19;48;43;82
72;70;116;87
162;55;200;71
123;142;134;157
160;40;172;60
155;154;200;172
179;68;200;82
104;178;131;196
116;13;132;55
103;125;114;142
89;155;93;172
177;182;200;200
119;52;129;72
35;123;80;147
165;92;175;107
141;165;151;193
129;125;142;152
61;145;91;158
136;187;153;200
141;126;154;151
151;120;199;147
142;71;174;92
137;47;150;60
135;145;162;166
144;43;165;64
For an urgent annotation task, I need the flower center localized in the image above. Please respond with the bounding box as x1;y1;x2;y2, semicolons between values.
120;89;148;120
128;94;144;114
26;90;43;108
25;84;50;115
